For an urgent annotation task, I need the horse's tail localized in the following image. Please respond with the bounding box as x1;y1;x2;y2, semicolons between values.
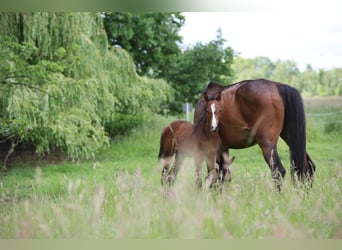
158;130;165;161
158;124;176;161
277;84;309;178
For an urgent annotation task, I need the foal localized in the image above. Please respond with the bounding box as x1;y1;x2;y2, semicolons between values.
158;92;234;188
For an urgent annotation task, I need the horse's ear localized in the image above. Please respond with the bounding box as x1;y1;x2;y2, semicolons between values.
228;156;236;165
215;92;221;101
207;82;215;88
222;153;235;170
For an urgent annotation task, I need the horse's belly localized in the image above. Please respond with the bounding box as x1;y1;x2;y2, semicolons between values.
220;128;256;149
229;141;256;149
178;140;195;156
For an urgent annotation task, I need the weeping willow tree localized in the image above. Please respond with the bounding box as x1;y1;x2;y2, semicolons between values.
0;12;173;167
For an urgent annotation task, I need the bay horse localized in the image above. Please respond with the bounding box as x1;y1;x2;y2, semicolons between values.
194;79;316;188
158;93;235;188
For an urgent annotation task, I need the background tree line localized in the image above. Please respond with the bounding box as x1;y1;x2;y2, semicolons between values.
0;12;341;166
232;56;342;96
103;12;341;106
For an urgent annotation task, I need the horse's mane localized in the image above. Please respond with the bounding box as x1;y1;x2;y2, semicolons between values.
194;80;248;127
205;81;242;92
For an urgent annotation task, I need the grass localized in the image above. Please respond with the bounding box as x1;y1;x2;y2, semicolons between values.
0;98;341;238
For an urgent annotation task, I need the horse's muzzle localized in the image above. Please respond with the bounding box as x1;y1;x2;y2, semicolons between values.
211;126;218;132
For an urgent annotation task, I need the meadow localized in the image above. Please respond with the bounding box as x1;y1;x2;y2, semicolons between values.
0;97;341;238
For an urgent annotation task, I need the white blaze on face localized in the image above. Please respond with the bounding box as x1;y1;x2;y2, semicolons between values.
211;103;218;131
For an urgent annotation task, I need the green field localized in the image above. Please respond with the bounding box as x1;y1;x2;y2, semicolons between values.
0;97;341;238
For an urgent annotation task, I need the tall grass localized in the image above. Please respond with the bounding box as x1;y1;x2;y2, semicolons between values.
0;98;341;238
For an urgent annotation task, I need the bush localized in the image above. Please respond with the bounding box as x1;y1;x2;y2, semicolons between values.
104;113;148;138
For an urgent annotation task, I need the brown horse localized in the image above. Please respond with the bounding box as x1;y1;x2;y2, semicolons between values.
194;79;315;188
158;93;235;187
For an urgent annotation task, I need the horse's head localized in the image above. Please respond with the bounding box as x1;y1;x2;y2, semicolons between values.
204;92;223;132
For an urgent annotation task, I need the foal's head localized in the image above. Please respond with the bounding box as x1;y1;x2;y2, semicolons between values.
204;92;223;132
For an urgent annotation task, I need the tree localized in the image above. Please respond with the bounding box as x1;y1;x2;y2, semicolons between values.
233;57;304;92
271;59;300;86
298;64;318;96
103;14;235;113
0;12;173;167
166;29;235;112
103;12;185;78
232;56;275;81
317;68;342;96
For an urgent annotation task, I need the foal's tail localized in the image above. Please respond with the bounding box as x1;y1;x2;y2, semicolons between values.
158;131;165;161
277;83;315;179
158;125;176;161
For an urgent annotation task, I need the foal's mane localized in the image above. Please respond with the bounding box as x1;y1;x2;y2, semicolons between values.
193;110;207;133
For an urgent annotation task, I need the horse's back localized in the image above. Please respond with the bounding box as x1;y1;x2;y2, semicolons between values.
158;120;193;160
210;79;285;148
170;120;193;152
169;120;193;135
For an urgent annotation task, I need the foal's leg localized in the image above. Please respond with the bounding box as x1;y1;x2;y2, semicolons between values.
204;154;219;189
168;152;184;185
161;156;173;186
194;154;204;188
161;151;185;186
259;143;286;189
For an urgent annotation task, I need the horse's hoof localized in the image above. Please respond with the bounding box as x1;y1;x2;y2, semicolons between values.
161;173;175;186
205;170;219;189
167;175;175;185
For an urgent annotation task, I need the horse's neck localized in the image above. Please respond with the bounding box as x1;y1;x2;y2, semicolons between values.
202;122;212;136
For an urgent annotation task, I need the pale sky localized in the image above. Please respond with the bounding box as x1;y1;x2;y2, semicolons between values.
179;12;342;71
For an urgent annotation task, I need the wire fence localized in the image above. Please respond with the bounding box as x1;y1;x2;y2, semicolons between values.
306;110;342;116
306;109;342;125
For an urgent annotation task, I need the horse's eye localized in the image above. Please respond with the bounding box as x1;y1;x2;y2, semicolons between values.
205;108;208;113
219;109;222;113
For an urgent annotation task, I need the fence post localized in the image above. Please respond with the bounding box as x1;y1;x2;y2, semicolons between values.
183;102;193;121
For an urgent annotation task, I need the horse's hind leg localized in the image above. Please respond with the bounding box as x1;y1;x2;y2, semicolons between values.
169;152;184;185
260;143;286;190
280;132;316;183
161;156;173;186
161;152;184;186
217;146;230;183
304;152;315;187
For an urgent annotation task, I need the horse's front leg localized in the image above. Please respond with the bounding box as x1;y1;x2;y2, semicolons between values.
194;153;203;189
